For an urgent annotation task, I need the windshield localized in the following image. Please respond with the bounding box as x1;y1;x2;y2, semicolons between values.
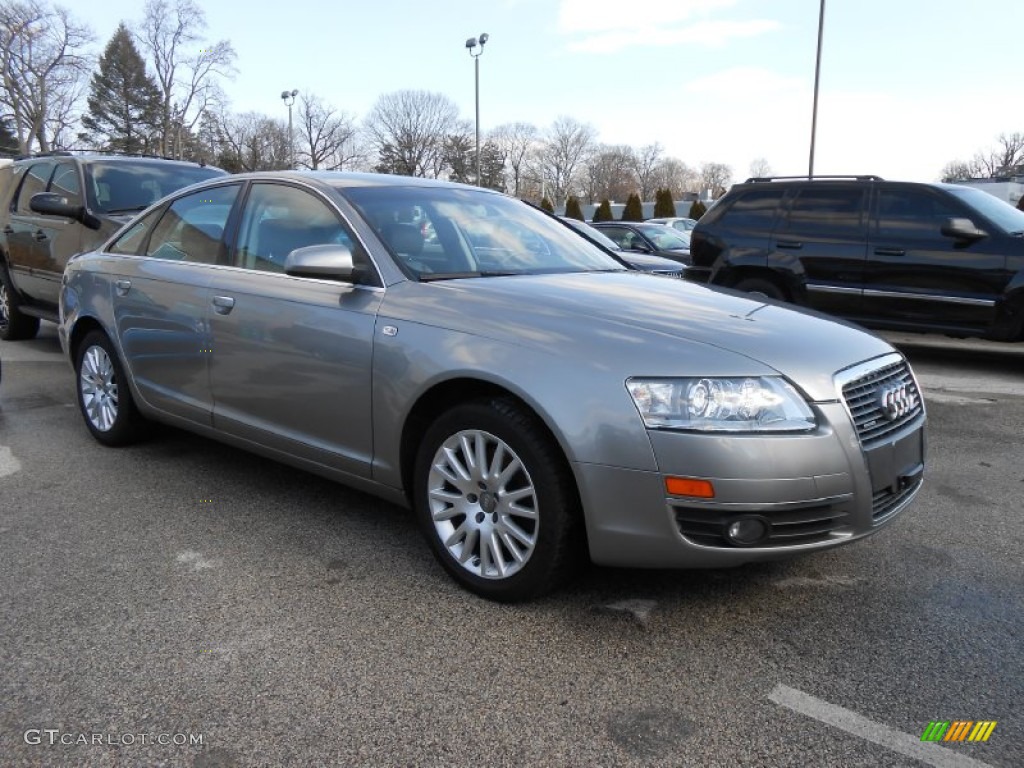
85;161;225;214
946;186;1024;234
561;217;622;250
637;225;691;250
341;185;626;279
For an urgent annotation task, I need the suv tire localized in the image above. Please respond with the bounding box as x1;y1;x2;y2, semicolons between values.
0;268;40;341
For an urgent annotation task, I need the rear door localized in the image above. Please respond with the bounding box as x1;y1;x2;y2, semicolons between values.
861;185;1007;332
772;184;868;317
4;160;56;301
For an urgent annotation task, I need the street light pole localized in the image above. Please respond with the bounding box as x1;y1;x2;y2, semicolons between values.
808;0;825;179
281;89;298;169
465;33;489;186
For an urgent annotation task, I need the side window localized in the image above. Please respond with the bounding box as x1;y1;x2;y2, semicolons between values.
13;162;56;214
145;185;239;264
235;183;366;275
49;164;82;205
598;226;630;249
108;207;165;255
875;189;963;239
719;189;785;232
780;188;866;237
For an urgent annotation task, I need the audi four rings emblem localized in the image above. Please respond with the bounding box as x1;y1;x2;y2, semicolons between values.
879;384;918;421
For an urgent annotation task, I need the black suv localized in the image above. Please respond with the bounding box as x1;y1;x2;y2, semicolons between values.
689;175;1024;342
0;153;224;340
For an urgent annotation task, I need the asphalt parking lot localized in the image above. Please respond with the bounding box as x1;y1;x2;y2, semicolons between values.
1;325;1021;768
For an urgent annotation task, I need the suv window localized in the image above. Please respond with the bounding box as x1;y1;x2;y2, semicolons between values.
14;161;56;213
875;189;962;239
718;189;785;231
780;188;865;237
145;184;239;264
85;161;224;215
49;164;82;204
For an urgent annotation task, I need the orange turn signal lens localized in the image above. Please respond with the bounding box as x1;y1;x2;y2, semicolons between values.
665;477;715;499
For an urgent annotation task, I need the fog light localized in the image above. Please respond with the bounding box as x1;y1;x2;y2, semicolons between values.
724;516;769;546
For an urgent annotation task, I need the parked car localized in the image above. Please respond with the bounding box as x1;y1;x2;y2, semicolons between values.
591;221;692;265
689;174;1024;342
647;216;698;232
61;171;926;601
559;217;686;277
0;152;225;340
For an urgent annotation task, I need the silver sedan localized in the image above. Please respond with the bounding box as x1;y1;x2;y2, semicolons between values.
59;172;926;601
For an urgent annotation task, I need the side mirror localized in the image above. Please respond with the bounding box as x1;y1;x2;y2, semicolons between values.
940;217;987;242
29;192;101;230
628;239;651;253
284;244;356;281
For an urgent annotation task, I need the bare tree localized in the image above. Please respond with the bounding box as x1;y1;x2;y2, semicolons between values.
699;162;733;198
630;142;662;202
0;0;92;153
210;109;289;172
749;157;772;179
583;144;634;203
651;157;698;199
536;116;596;203
295;92;361;170
364;90;462;178
941;132;1024;181
139;0;236;157
489;121;538;196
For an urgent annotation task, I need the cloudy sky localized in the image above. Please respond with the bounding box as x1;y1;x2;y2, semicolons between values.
84;0;1023;183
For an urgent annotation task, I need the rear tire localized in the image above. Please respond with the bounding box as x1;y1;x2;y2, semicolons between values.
733;276;787;302
413;397;583;602
0;269;41;341
74;330;147;446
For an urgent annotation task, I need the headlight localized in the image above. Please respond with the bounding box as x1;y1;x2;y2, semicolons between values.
626;377;816;432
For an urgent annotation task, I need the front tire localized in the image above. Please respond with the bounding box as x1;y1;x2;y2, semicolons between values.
733;276;787;302
414;398;583;602
0;269;40;341
74;330;147;446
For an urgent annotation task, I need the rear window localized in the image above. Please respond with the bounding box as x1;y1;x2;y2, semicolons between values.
84;161;225;215
779;187;865;237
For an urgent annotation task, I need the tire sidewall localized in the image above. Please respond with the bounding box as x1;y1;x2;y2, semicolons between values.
74;330;141;446
413;400;576;602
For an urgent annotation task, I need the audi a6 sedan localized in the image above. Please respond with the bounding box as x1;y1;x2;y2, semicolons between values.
59;171;926;601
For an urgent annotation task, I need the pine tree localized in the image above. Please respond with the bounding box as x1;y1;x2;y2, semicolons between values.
540;196;555;213
653;188;676;217
0;118;18;156
621;192;643;221
564;195;584;220
81;24;161;154
689;199;707;219
592;199;613;222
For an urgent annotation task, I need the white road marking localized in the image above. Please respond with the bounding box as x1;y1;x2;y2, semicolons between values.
772;575;865;588
923;391;997;405
0;446;22;477
176;550;217;570
769;684;996;768
601;599;658;624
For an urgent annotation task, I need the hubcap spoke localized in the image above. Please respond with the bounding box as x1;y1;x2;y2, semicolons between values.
427;428;539;581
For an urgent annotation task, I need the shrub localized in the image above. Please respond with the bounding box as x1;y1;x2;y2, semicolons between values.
653;188;676;217
564;195;584;220
593;199;613;222
621;192;643;221
689;199;707;219
540;196;555;213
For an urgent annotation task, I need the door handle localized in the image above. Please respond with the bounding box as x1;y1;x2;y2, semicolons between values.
776;240;803;250
33;229;48;241
874;247;905;256
114;279;131;296
211;295;235;315
2;226;13;235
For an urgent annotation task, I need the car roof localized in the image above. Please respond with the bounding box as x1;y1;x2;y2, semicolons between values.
14;152;216;170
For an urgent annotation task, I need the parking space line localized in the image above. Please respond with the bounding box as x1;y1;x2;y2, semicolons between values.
769;684;995;768
0;446;21;477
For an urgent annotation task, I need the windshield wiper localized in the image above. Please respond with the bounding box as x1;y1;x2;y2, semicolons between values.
418;270;520;282
105;206;148;214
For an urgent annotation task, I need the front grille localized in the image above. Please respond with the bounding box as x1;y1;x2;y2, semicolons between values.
673;502;851;548
842;359;923;446
871;475;922;523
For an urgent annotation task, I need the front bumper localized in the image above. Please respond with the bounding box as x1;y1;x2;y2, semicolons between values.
576;400;925;569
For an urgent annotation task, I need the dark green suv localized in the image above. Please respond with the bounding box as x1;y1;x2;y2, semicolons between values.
0;153;224;340
689;175;1024;342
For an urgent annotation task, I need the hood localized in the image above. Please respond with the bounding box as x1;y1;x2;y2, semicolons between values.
383;271;895;401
